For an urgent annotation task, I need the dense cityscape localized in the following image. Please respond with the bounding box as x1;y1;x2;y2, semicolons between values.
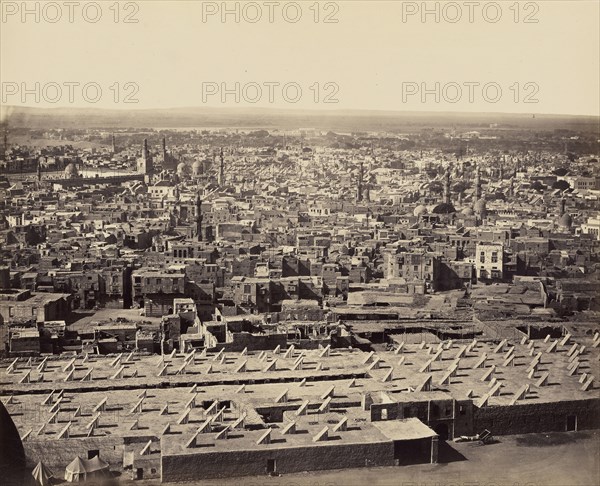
0;114;598;484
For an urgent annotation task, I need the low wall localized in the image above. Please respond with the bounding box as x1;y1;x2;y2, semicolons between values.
24;436;124;471
474;398;600;435
220;332;287;352
161;441;394;482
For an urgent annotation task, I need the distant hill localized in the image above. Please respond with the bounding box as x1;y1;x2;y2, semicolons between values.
2;105;599;133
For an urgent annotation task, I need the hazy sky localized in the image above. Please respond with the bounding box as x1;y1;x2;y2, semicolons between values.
1;1;599;115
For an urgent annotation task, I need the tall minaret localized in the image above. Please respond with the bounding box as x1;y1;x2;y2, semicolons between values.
138;138;153;175
162;137;167;164
443;165;451;204
218;147;225;186
2;125;8;161
559;198;566;216
357;159;364;202
111;134;116;154
196;190;203;242
37;159;42;181
475;164;481;200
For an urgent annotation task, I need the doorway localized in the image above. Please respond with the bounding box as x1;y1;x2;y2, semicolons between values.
434;423;449;441
566;415;577;431
267;459;276;474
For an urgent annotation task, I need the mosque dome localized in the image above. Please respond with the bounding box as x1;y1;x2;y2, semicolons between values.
432;203;456;214
64;162;79;178
176;162;187;176
559;213;573;229
414;205;428;217
461;207;474;216
192;160;202;176
474;198;487;214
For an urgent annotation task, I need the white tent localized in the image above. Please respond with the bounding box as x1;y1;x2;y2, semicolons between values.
31;461;53;486
64;456;111;483
64;457;87;483
85;455;110;478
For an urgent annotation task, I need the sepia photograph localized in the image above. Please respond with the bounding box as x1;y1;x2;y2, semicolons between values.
0;1;599;485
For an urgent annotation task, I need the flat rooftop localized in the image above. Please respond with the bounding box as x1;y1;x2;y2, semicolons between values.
1;333;598;448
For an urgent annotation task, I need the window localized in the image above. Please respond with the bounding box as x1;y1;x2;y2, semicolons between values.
88;450;99;459
404;406;411;418
381;408;388;420
491;252;498;263
479;252;485;263
9;307;14;317
413;265;419;271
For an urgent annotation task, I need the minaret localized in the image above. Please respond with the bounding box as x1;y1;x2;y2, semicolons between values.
475;165;481;200
162;137;167;164
2;125;8;160
443;165;451;204
138;138;153;176
357;160;364;202
37;160;42;181
218;147;224;186
196;191;203;242
559;198;566;216
112;134;116;154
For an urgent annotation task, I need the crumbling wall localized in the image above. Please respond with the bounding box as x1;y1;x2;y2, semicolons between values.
221;332;287;352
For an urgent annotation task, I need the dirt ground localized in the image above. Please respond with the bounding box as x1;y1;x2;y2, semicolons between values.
147;430;599;486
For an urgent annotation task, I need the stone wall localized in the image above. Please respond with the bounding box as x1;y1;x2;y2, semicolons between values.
161;441;394;482
24;436;124;471
474;398;600;435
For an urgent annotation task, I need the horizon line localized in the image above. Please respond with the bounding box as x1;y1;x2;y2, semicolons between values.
2;104;600;120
